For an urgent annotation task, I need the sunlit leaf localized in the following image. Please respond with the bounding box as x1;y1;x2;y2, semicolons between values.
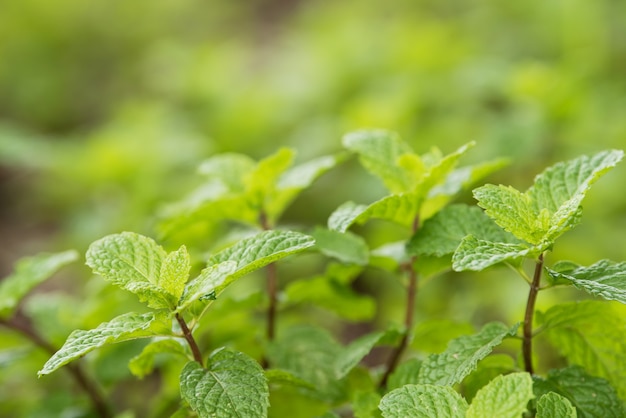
466;372;533;418
452;235;539;271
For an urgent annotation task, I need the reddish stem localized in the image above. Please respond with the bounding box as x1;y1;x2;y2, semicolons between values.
176;313;203;367
523;253;544;374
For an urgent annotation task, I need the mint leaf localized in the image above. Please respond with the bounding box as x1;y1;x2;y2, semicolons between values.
466;372;533;418
353;390;383;418
533;366;625;418
335;331;384;379
529;149;623;242
328;194;421;232
198;153;255;191
387;359;422;391
463;354;517;402
265;369;316;391
537;392;577;418
343;130;414;194
379;384;468;418
328;201;368;233
86;232;175;309
537;301;626;398
452;235;537;271
177;261;237;312
408;204;518;258
159;245;191;301
38;312;169;376
128;338;188;378
311;227;369;265
0;250;78;318
418;322;518;386
206;230;315;292
545;260;626;304
180;348;269;418
473;184;544;245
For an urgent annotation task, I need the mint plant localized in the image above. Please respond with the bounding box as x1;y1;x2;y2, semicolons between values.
329;130;505;387
7;134;626;417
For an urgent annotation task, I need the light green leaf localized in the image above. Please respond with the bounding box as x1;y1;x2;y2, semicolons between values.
311;227;369;265
177;261;237;312
379;384;468;418
545;260;626;304
533;366;625;418
159;245;191;300
462;354;517;402
245;147;295;210
466;372;533;418
128;338;189;378
429;159;509;199
537;301;626;398
408;204;519;257
265;369;316;391
343;130;414;193
38;312;170;376
415;142;474;201
452;235;539;271
335;331;384;379
473;184;544;244
418;322;518;386
198;153;256;191
180;348;269;418
206;230;315;293
328;201;368;232
387;359;422;391
267;325;345;402
537;392;577;418
328;194;421;232
86;232;174;309
0;250;78;318
529;150;623;241
353;390;383;418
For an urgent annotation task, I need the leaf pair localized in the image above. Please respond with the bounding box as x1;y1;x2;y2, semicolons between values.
451;150;623;271
329;130;505;232
159;148;342;238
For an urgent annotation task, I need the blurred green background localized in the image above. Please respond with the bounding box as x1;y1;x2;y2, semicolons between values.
1;0;626;416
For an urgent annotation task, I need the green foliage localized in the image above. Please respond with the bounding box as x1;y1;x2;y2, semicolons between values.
0;250;78;318
379;384;468;418
417;322;518;386
465;372;533;418
180;348;269;418
546;260;626;303
536;392;577;418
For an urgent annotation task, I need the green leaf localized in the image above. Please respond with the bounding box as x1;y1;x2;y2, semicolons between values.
267;325;345;402
412;319;475;354
537;301;626;398
466;372;533;418
159;245;191;300
86;232;175;309
418;322;518;386
265;369;316;391
545;260;626;304
353;390;383;418
473;184;544;245
311;226;369;265
198;153;256;191
408;204;519;257
128;338;189;378
537;392;577;418
206;230;315;293
452;235;538;271
343;130;414;193
38;312;170;376
0;250;78;318
533;366;625;418
379;384;468;418
335;331;384;379
180;348;269;418
244;147;295;210
462;354;517;402
528;150;623;242
387;359;422;391
177;261;237;313
328;201;368;232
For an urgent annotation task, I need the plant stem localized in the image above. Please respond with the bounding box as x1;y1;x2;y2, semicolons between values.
523;253;544;375
379;215;420;388
0;314;112;418
175;313;203;367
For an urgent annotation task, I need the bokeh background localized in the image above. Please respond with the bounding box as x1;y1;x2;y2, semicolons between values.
1;0;626;416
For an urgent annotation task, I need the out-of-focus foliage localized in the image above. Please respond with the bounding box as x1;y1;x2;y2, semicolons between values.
1;0;625;416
